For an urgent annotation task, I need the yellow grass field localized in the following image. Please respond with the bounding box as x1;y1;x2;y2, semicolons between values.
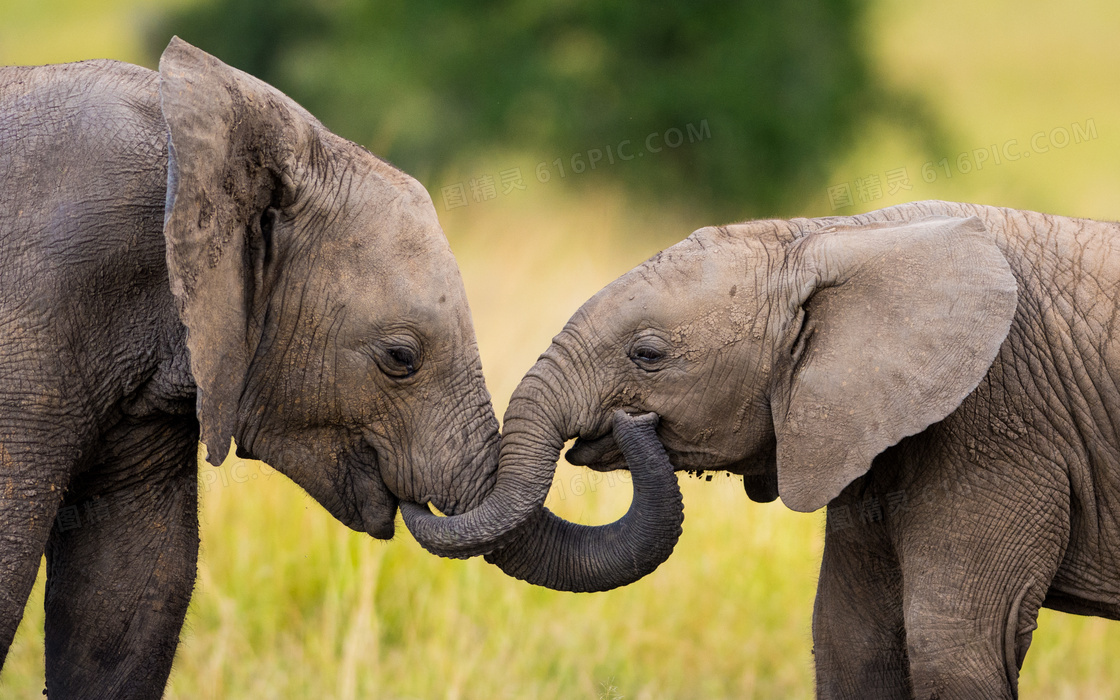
2;0;1120;697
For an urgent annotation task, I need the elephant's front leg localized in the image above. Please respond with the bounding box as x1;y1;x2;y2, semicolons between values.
0;431;72;664
813;492;910;700
897;464;1067;700
43;418;199;700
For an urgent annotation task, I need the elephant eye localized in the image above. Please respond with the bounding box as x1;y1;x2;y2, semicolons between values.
629;338;669;371
377;343;422;379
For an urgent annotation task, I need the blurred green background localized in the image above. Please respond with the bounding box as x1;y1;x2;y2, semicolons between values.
3;0;1120;697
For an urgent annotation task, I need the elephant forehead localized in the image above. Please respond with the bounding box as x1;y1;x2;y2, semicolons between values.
631;230;774;292
597;252;752;312
342;192;446;257
323;258;473;354
575;270;757;348
332;259;469;318
323;175;464;300
572;232;775;350
318;148;447;258
299;203;470;338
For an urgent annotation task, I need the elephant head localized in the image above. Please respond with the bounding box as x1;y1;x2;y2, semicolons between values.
161;40;684;590
416;215;1015;567
159;38;500;539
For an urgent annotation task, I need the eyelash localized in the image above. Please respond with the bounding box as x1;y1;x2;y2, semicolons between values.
629;337;669;371
372;339;422;379
386;347;417;375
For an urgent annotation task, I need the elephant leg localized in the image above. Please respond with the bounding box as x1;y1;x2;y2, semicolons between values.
0;432;74;664
899;470;1066;699
43;418;199;700
813;498;910;699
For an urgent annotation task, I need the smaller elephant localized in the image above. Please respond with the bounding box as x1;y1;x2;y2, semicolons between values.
506;200;1120;698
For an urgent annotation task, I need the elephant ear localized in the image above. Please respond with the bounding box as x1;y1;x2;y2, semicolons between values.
771;216;1017;512
159;37;313;465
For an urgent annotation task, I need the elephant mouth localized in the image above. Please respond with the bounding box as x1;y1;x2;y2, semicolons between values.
359;493;400;540
239;431;401;540
565;432;627;472
567;422;749;476
340;444;400;540
355;429;498;539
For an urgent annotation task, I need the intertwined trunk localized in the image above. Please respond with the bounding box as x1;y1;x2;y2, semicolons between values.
402;351;685;592
484;408;683;592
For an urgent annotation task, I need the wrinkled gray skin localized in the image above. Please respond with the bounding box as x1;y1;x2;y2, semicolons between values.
0;38;687;698
514;200;1120;698
0;40;507;698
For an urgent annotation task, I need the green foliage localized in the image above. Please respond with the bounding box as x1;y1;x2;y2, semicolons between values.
147;0;936;218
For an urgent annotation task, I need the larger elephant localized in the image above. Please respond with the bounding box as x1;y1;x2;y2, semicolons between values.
0;39;683;698
496;200;1120;698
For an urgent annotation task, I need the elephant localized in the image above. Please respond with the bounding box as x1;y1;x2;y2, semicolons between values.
499;199;1120;698
0;38;684;698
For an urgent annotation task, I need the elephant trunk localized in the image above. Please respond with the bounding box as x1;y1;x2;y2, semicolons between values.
484;409;683;592
399;361;570;559
401;351;684;592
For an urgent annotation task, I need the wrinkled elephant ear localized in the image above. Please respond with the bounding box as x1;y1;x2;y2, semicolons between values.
771;216;1018;512
159;37;314;465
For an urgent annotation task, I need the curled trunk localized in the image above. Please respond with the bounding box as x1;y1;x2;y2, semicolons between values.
484;410;683;592
401;354;684;591
398;370;564;560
